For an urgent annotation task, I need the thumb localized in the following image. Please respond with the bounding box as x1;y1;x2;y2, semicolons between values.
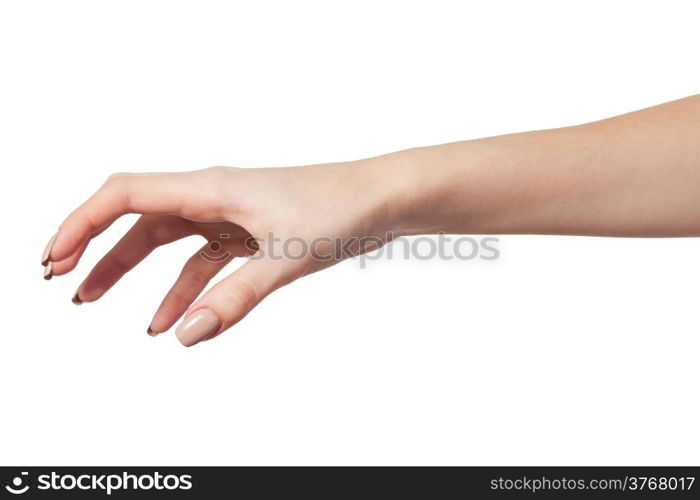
175;257;299;347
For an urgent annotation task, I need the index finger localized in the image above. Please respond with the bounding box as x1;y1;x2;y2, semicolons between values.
46;170;224;262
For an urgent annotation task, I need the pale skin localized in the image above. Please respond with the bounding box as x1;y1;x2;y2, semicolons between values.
41;94;700;346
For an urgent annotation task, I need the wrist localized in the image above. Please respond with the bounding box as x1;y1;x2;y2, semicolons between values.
365;129;584;237
363;143;490;237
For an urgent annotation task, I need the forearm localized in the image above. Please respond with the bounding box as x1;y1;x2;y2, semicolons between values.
44;94;700;346
374;94;700;237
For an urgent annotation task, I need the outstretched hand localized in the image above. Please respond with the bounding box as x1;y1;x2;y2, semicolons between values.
41;164;393;346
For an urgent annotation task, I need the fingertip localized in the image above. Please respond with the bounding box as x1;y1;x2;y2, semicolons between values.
50;256;80;276
175;308;221;347
146;319;167;336
51;214;95;262
41;233;57;266
43;262;53;280
148;306;182;338
50;228;80;263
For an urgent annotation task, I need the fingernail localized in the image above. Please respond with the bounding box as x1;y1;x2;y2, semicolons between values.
43;262;53;280
72;292;83;305
41;233;57;266
175;308;220;347
147;327;157;337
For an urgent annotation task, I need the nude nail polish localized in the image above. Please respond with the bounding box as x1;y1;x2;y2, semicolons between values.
41;233;57;266
175;308;221;347
43;261;53;280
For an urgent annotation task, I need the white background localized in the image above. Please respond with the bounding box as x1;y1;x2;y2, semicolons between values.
1;0;698;465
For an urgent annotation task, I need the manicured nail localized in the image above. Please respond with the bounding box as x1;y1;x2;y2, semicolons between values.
147;327;157;337
43;262;53;280
175;308;220;347
41;233;57;266
72;293;83;305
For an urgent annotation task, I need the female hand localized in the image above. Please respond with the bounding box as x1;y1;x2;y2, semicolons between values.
42;95;700;346
41;162;395;346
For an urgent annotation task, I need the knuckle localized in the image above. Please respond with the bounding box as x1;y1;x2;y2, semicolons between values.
148;221;178;246
191;166;239;217
204;166;239;189
221;276;259;312
204;165;236;180
101;172;133;211
168;287;196;308
205;165;228;173
183;266;210;288
105;252;130;274
104;172;132;186
141;224;163;248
